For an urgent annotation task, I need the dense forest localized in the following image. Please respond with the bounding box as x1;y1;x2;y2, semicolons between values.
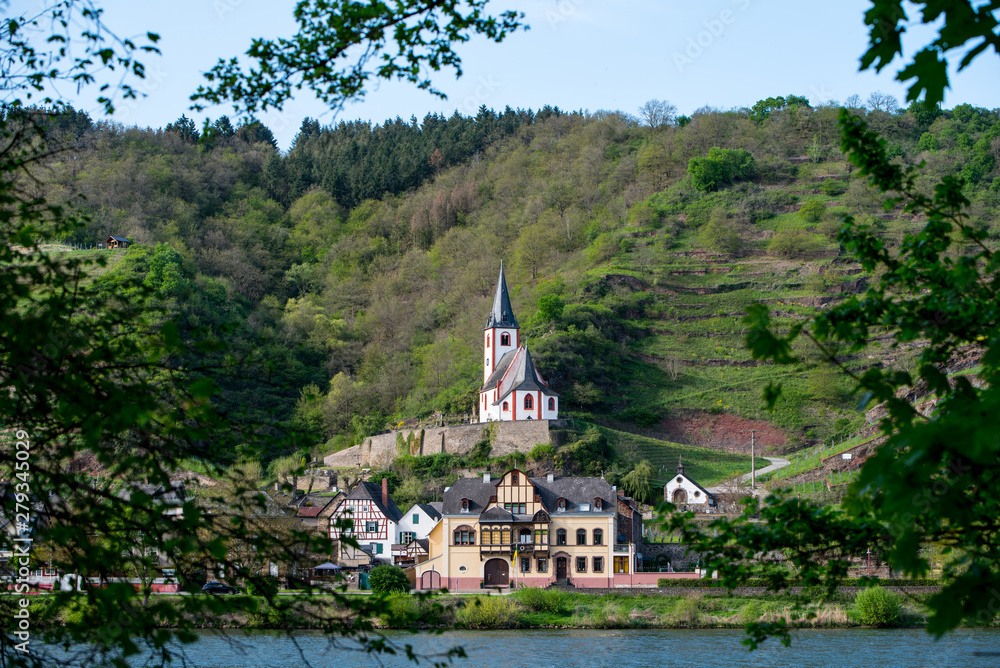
26;95;1000;470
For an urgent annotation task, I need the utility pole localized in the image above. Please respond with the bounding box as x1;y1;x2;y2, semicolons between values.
750;430;756;489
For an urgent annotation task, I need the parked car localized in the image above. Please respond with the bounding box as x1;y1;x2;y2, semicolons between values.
201;581;238;595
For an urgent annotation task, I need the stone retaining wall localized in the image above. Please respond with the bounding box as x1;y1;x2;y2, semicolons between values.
323;419;564;468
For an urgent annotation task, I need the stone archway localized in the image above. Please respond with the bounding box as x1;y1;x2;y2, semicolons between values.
484;558;509;586
672;488;688;504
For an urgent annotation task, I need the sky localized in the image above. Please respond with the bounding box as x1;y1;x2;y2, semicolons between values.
26;0;1000;150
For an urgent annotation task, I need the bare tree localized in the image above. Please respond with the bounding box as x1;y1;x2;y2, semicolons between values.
866;91;899;113
844;94;865;111
638;99;678;129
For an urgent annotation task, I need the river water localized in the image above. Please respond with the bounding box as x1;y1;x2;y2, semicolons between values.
115;628;1000;667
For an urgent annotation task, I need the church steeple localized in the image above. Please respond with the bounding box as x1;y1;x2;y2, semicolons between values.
485;261;519;330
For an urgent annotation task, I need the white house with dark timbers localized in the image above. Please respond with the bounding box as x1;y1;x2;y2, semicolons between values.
329;478;403;565
479;263;559;423
663;458;716;508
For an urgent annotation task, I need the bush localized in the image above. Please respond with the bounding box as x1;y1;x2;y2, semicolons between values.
854;586;901;627
512;587;569;613
457;595;522;628
528;443;554;461
820;179;846;196
688;147;756;191
697;207;742;253
619;407;661;428
246;575;280;598
369;565;409;596
798;199;826;223
768;227;827;257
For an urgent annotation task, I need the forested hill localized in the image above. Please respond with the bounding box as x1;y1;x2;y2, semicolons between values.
32;97;1000;462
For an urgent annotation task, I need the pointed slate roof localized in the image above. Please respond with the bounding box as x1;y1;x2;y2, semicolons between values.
485;262;519;330
343;481;404;522
493;346;558;404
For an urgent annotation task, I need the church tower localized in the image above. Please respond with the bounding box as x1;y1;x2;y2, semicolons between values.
483;261;519;383
479;263;559;423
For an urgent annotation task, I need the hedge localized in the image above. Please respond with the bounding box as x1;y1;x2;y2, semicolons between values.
657;577;940;588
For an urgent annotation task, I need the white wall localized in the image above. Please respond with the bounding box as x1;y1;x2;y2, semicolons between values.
664;474;712;506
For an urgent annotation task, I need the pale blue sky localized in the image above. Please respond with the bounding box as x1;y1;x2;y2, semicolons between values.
36;0;1000;150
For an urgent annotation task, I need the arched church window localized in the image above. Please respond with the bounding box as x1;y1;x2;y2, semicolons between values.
548;398;555;411
501;333;510;346
524;395;533;410
502;401;509;411
487;335;490;346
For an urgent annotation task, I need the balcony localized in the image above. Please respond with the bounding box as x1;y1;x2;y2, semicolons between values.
479;542;547;557
613;544;631;553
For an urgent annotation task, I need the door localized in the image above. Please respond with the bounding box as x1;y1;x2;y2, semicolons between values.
672;488;688;504
556;557;567;579
421;570;441;590
484;558;509;586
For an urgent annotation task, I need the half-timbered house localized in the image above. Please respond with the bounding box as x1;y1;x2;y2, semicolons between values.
392;502;441;566
414;469;642;590
329;479;403;566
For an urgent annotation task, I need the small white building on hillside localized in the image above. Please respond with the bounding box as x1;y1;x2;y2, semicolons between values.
663;458;716;508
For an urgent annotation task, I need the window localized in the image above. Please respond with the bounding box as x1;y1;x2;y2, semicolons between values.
461;499;469;513
512;472;518;484
491;529;501;545
400;531;415;544
365;520;378;533
502;401;509;411
593;557;604;573
576;529;587;545
548;397;555;411
519;528;532;543
524;394;533;410
594;498;602;511
453;529;475;545
504;502;526;514
576;557;587;573
375;543;383;554
556;529;567;546
557;498;566;511
534;529;548;544
413;513;419;524
537;557;548;573
487;335;490;346
593;529;603;546
501;333;510;346
520;557;531;573
614;556;629;574
501;529;511;545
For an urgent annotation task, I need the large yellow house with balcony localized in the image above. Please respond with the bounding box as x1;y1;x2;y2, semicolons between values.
413;468;644;590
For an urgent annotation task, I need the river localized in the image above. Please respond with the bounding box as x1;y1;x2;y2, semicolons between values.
99;628;1000;667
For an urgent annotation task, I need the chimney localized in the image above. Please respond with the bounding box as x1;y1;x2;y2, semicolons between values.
546;473;554;483
483;472;491;483
382;477;388;508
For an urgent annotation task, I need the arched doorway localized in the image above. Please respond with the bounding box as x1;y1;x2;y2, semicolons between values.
420;570;441;590
556;556;568;580
672;488;688;504
484;558;509;586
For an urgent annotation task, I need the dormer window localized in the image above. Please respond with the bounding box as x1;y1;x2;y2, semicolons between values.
501;333;510;346
461;498;470;513
557;498;566;511
594;498;603;511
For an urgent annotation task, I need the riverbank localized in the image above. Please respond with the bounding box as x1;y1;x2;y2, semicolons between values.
33;588;999;632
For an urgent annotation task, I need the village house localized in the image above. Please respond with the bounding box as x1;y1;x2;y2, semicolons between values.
391;502;441;566
479;263;559;423
413;469;644;591
105;235;131;249
293;491;344;537
663;458;716;509
329;478;403;567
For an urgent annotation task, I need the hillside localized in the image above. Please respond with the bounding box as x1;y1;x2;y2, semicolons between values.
31;99;1000;481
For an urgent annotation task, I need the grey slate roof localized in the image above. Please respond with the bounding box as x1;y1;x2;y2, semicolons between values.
480;506;515;522
428;501;444;514
441;473;616;516
107;236;130;243
485;262;519;330
416;503;442;521
493;347;558;404
345;481;404;522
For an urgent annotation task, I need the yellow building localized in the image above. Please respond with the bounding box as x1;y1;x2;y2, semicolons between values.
414;469;642;590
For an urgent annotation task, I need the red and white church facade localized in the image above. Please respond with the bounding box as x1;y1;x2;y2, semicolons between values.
479;264;559;423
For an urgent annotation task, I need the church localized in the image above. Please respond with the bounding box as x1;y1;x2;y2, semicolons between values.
479;263;559;423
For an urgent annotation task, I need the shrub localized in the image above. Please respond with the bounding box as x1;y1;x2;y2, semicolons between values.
619;407;661;428
246;575;280;598
740;600;763;624
820;179;846;196
528;443;554;461
697;207;742;253
512;587;569;613
798;199;826;223
768;227;827;257
688;147;756;191
369;565;409;596
854;586;901;627
457;595;522;628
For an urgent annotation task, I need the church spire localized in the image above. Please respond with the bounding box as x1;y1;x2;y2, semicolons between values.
485;260;519;330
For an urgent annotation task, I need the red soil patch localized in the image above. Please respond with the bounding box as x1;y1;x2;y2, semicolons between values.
656;411;788;454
